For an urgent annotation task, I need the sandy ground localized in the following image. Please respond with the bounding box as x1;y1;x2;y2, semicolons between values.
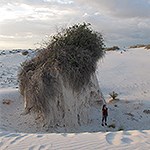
0;48;150;149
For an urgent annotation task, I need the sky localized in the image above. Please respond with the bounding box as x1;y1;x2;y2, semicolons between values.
0;0;150;50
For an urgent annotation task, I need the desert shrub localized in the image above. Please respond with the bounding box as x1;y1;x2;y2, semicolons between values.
145;44;150;50
19;23;105;91
143;109;150;114
105;46;120;51
109;91;118;100
130;44;150;49
47;23;105;91
18;23;105;117
22;50;29;55
129;44;146;48
138;44;146;48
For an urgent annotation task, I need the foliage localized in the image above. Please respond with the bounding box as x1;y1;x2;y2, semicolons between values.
145;44;150;50
129;44;146;48
109;91;118;100
105;46;120;51
19;22;105;92
22;50;29;55
18;22;105;118
48;23;105;91
129;44;150;50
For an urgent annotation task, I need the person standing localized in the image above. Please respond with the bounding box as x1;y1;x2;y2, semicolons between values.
101;104;108;126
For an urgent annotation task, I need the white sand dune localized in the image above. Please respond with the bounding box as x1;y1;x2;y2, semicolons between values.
0;48;150;149
97;48;150;102
0;130;150;150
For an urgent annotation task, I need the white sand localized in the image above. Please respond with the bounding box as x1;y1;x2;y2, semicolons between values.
0;48;150;149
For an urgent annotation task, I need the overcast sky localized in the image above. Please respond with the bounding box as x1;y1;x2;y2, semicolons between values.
0;0;150;49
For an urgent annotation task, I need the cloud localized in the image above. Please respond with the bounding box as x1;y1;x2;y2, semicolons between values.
0;0;150;49
75;0;150;18
0;0;82;49
74;0;150;46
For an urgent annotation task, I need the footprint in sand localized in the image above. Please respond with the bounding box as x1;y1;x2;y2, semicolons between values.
39;145;46;150
29;145;46;150
105;132;115;145
29;145;36;150
105;132;133;145
36;134;43;138
121;137;133;144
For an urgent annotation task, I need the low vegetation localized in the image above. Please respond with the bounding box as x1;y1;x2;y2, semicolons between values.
129;44;146;48
145;44;150;50
129;44;150;49
109;91;119;100
143;110;150;114
105;46;120;51
22;50;29;55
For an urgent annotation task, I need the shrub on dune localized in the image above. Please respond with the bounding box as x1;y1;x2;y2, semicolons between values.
18;23;105;131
